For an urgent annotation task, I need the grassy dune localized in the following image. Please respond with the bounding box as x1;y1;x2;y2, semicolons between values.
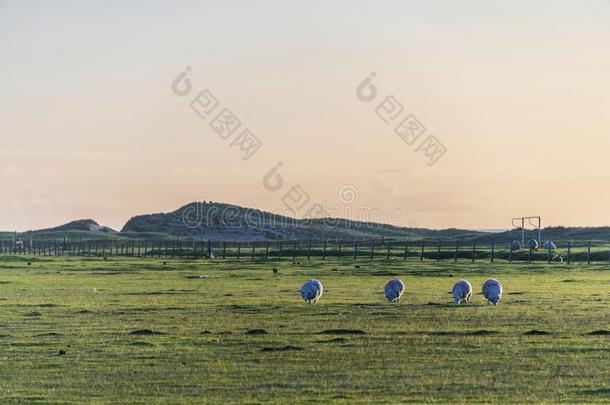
0;256;608;403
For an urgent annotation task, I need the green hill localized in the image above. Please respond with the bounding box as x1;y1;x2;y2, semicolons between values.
120;202;487;241
3;202;610;243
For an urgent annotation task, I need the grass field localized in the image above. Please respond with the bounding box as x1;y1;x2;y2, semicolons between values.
0;256;608;403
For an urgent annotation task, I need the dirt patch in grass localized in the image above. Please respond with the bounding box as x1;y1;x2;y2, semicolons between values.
128;329;165;336
577;387;610;396
246;329;268;335
586;330;610;336
427;330;499;336
227;305;269;313
125;291;194;296
523;330;552;336
468;330;499;336
317;337;349;343
260;345;303;352
372;271;399;276
320;329;366;335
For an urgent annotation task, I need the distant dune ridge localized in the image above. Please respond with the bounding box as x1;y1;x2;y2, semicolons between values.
4;201;610;242
26;219;116;234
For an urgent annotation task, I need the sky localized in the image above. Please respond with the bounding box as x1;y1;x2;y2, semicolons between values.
1;0;609;231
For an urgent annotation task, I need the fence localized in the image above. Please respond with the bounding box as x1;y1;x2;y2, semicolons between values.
2;238;610;264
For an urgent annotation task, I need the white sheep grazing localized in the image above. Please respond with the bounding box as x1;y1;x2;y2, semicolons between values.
511;240;521;252
482;278;503;305
452;279;472;305
527;239;539;251
384;279;405;303
300;279;323;304
543;240;556;250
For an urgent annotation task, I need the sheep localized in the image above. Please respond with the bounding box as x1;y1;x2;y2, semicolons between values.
511;240;521;252
482;278;503;305
543;240;556;250
300;279;323;304
384;279;405;303
527;239;539;251
452;279;472;304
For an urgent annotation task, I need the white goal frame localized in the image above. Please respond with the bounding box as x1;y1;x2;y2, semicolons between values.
511;216;541;246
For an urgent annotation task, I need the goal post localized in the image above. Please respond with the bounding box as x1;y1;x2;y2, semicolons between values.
511;216;541;245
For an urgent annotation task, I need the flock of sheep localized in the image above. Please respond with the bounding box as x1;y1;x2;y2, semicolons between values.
511;239;556;252
300;278;504;305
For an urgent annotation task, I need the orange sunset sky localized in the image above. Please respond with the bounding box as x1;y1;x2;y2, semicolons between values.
1;1;609;231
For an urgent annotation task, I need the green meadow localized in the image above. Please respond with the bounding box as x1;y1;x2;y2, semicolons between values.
0;256;608;403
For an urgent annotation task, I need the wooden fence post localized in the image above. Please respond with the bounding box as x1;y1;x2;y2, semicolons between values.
587;242;591;264
264;241;269;260
251;242;256;261
508;243;513;263
322;240;327;260
237;243;241;260
403;241;408;261
491;242;495;263
386;241;391;260
420;240;425;262
567;242;571;265
437;242;441;262
369;240;374;261
353;241;358;260
307;240;312;260
278;241;283;261
547;242;552;264
471;240;476;262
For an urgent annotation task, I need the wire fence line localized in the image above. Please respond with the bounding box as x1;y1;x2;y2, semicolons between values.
2;238;610;264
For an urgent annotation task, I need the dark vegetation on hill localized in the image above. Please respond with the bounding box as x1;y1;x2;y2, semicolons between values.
2;202;610;243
